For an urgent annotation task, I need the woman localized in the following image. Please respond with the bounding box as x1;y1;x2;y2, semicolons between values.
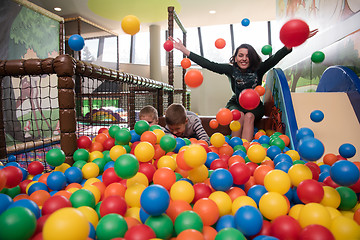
169;29;317;141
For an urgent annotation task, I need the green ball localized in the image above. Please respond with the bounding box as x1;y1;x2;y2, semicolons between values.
150;124;162;131
73;160;87;170
215;227;246;240
108;125;121;138
174;210;203;235
92;158;106;173
0;207;37;240
145;214;173;240
336;186;358;210
73;149;89;162
102;150;112;163
2;185;21;199
269;137;285;150
261;143;270;149
69;189;96;208
175;172;183;181
96;213;128;240
134;120;150;135
261;44;272;55
95;201;102;219
160;134;177;152
122;144;131;153
183;138;191;145
114;128;131;145
46;148;66;167
114;154;139;179
235;145;247;153
293;160;305;165
311;51;325;63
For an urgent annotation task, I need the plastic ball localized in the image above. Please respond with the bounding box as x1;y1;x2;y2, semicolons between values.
41;195;72;215
215;38;226;49
163;39;174;51
185;69;203;88
64;166;83;183
121;15;140;35
330;160;359;186
241;18;250;26
254;85;266;96
177;229;204;240
184;144;207;168
134;120;150;135
296;127;314;141
216;108;233;126
27;161;44;176
68;34;85;51
310;110;324;122
215;227;246;239
210;132;225;148
81;162;100;179
114;154;139;179
181;58;191;69
140;184;170;216
229;120;241;131
280;19;310;48
297;179;324;203
239;89;260;110
210;168;233;191
235;205;263;236
47;171;67;191
193;198;219;226
108;125;120;138
96;213;128;239
336;186;358;210
153;167;176;190
271;215;302;240
298;203;331;228
46;148;66;167
100;195;127;217
261;45;272;55
264;169;291;195
229;162;250;185
311;51;325;63
259;192;289;220
298;137;324;161
159;134;177;152
231;109;241;121
338;143;356;158
134;142;155;162
69;189;96;208
247;144;266;163
320;186;341;208
174;210;203;235
170;180;195;203
144;214;173;240
2;166;23;188
299;224;335;240
0;206;37;240
209;191;232;217
124;224;156;240
288;164;313;186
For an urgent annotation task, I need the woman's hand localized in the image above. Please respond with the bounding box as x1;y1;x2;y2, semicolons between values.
168;36;190;56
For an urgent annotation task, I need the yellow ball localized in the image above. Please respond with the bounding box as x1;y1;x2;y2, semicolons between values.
325;206;342;220
298;203;331;228
188;164;208;183
109;145;126;161
82;185;101;204
81;162;99;179
285;150;300;161
264;169;291;195
43;208;89;240
84;178;101;186
121;15;140;35
288;204;304;220
259;192;288;220
170;180;195;203
125;207;141;222
210;132;226;148
229;120;241;132
77;206;99;227
232;196;257;215
125;183;146;208
127;172;149;187
157;155;176;171
26;181;37;194
247;144;266;163
183;144;207;168
153;129;165;144
54;163;71;172
320;186;341;208
287;164;312;186
330;216;360;240
89;151;103;162
209;191;232;217
134;142;155;162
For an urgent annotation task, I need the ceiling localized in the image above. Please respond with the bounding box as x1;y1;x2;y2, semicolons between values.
28;0;276;35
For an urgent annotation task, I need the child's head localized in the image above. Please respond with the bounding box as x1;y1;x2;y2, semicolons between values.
139;105;159;126
165;103;187;137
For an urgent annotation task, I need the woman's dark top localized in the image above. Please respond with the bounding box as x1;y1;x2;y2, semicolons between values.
188;47;292;121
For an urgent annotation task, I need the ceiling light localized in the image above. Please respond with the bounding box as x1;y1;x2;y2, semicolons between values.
209;10;216;14
54;7;62;12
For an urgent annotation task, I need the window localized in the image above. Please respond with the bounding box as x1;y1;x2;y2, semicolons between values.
118;34;131;63
81;38;99;62
134;31;150;64
102;36;118;62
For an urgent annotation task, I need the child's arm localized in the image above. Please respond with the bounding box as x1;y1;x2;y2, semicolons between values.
192;117;210;144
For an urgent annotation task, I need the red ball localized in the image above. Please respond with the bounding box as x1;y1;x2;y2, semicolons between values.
185;69;203;88
138;162;156;183
163;40;174;51
280;19;310;48
19;179;32;194
102;137;116;151
216;108;233;126
323;176;340;188
98;127;108;134
181;58;191;69
33;215;51;236
297;179;324;203
3;166;23;188
229;162;251;185
215;38;226;49
124;224;156;240
239;89;260;110
210;159;228;170
192;183;213;203
231;109;241;121
271;215;302;240
100;195;127;217
28;161;44;176
299;224;335;240
77;135;92;149
102;167;122;186
42;195;72;215
209;119;219;129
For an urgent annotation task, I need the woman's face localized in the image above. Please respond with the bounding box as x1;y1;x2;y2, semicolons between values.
235;48;250;70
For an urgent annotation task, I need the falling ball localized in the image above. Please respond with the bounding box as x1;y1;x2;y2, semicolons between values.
261;45;272;55
338;143;356;159
241;18;250;26
181;58;191;69
238;89;260;110
311;51;325;63
297;137;324;161
121;15;140;35
68;34;85;51
310;110;324;122
185;69;203;88
215;38;226;49
280;19;309;48
163;40;174;52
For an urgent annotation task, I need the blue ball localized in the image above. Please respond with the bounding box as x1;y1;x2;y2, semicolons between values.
104;161;115;171
47;171;67;191
216;215;236;232
233;149;247;159
68;34;85;51
140;184;170;216
174;138;186;153
297;137;324;161
266;145;282;160
273;153;293;166
0;193;13;215
241;18;250;26
5;161;20;168
210;168;233;191
247;185;267;206
258;135;270;145
32;174;42;181
253;235;279;240
234;205;263;236
275;161;293;173
27;182;48;195
284;187;294;202
296;127;314;141
310;110;324;122
139;207;150;223
19;167;28;181
229;137;243;148
339;143;356;159
8;199;40;219
7;155;16;162
318;171;330;182
130;129;141;143
88;222;96;239
205;152;219;168
330;160;360;186
65;166;83;183
319;164;331;173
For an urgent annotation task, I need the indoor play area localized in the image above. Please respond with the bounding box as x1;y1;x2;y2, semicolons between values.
0;0;360;239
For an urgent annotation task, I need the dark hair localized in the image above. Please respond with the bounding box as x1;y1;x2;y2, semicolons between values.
165;103;187;125
229;44;262;71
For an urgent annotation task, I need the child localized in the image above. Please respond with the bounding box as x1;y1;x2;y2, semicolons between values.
164;103;210;143
139;105;159;126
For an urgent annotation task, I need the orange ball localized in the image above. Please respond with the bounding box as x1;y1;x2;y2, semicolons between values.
278;134;290;147
166;200;192;223
253;165;273;185
219;144;234;157
124;216;141;229
181;58;191;69
202;226;217;240
177;229;204;240
244;176;256;193
215;38;226;49
226;187;246;201
323;153;338;166
29;190;51;206
53;190;72;200
153;144;166;160
228;155;245;166
153;167;176;190
38;172;50;184
94;133;108;145
254;131;266;140
209;119;219;129
255;85;265;96
354;208;360;225
193;198;219;226
65;183;83;190
89;141;104;152
176;150;193;171
13;194;29;201
185;69;203;88
104;182;126;198
216;108;233;126
140;131;157;146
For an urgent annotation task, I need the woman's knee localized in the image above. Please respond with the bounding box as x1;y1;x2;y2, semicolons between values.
243;112;255;123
